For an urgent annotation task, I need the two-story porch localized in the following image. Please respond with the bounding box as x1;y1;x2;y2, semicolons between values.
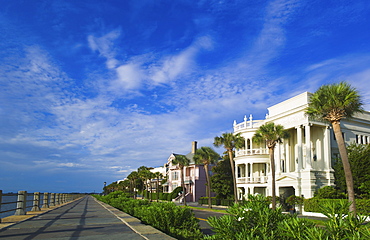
235;149;270;199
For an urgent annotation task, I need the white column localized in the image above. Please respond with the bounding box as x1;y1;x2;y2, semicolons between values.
250;138;253;153
276;142;281;174
305;124;312;170
251;163;254;182
323;126;332;170
245;164;248;179
296;126;303;172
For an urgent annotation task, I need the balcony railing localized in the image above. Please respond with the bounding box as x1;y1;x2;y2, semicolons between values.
236;176;268;184
235;148;269;157
233;119;264;131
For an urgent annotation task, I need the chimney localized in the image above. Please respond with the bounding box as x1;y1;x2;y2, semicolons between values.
192;141;197;154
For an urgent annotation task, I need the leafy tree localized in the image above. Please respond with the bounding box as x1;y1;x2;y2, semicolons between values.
253;122;290;210
314;186;346;199
334;143;370;198
194;146;220;208
214;132;245;203
211;155;234;199
172;154;190;206
306;82;363;214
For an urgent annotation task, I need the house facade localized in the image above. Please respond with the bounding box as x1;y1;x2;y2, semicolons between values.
233;92;370;200
162;141;212;202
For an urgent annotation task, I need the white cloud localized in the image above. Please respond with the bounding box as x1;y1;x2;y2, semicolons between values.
87;29;121;69
115;63;144;89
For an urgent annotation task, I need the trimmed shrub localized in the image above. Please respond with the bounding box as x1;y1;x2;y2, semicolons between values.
161;192;169;201
170;186;183;200
94;192;202;240
205;194;290;240
135;202;203;240
314;186;346;199
304;198;370;215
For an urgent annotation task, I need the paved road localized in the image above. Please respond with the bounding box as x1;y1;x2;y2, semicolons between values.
0;196;174;240
193;209;225;236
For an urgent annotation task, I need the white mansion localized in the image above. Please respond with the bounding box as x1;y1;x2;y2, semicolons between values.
233;92;370;200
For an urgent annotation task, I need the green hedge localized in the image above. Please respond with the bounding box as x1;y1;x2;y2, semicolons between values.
95;192;202;240
198;197;234;206
304;198;370;215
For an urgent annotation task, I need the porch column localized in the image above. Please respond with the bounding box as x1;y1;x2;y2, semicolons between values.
324;126;332;169
304;124;312;170
276;142;281;174
251;163;254;182
295;126;303;172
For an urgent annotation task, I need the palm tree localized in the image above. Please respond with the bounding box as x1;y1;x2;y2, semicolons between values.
253;122;290;210
306;81;363;214
147;171;155;201
127;171;139;199
172;154;190;206
214;132;245;203
154;172;163;202
194;146;220;208
138;167;151;199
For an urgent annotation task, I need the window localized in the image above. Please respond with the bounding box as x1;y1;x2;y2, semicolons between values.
185;167;190;176
172;172;178;180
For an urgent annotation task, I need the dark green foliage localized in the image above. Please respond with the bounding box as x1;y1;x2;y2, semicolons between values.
170;186;183;200
205;194;370;240
210;157;234;199
334;143;370;198
136;202;203;240
206;194;290;240
285;195;304;206
198;197;234;206
161;192;169;200
314;186;346;199
304;198;370;215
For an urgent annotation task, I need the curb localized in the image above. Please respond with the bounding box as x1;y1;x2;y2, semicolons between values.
94;199;176;240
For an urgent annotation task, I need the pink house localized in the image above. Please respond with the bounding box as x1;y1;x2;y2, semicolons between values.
162;141;215;202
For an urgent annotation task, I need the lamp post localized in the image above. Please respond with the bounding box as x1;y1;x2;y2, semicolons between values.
103;182;107;195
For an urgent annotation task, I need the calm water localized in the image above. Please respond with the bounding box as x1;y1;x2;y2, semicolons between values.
0;194;44;218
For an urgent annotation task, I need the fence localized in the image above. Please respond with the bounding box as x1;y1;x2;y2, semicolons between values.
0;190;84;223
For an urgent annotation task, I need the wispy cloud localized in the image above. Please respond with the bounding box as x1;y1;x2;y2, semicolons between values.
1;0;370;192
88;30;121;69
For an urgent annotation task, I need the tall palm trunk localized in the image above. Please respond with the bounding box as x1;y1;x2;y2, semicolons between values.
180;167;187;206
269;146;276;210
204;164;212;208
228;149;238;203
149;181;153;202
156;178;160;202
332;121;356;214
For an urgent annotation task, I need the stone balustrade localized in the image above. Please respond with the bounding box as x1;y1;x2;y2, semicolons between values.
0;190;84;223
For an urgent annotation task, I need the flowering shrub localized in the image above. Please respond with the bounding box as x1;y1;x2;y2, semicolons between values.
205;194;290;239
205;194;370;240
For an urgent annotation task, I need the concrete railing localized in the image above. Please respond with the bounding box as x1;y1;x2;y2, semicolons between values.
0;190;84;223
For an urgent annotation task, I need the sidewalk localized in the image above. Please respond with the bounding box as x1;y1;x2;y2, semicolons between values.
0;196;175;240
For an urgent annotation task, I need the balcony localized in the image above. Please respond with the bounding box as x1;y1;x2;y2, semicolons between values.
233;119;264;132
236;176;268;184
235;148;269;157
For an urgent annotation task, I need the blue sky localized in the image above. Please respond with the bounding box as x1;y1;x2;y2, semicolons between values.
1;0;370;193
